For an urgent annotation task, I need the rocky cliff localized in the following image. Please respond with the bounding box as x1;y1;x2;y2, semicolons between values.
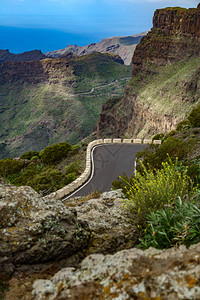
0;49;46;63
46;32;147;65
97;4;200;139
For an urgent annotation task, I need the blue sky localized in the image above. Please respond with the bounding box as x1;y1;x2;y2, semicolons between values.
0;0;199;53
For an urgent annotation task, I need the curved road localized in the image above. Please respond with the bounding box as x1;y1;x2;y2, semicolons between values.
64;143;146;199
70;77;132;97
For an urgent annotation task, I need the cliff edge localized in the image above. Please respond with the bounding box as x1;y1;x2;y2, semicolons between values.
97;4;200;139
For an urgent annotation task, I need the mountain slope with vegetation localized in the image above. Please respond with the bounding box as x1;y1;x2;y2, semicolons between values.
0;53;132;159
97;4;200;139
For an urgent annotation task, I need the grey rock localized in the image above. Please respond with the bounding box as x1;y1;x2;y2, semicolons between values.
0;184;89;278
32;242;200;299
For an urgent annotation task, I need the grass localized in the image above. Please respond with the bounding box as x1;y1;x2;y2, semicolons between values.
128;56;200;138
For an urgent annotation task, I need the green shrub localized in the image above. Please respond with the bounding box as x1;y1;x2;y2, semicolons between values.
40;143;72;164
0;158;24;179
123;160;194;225
152;133;165;141
20;151;40;160
64;172;77;185
139;197;200;249
12;162;40;186
31;156;40;161
29;168;65;195
187;158;200;186
188;104;200;128
176;119;191;131
65;161;80;175
71;144;81;154
136;137;191;170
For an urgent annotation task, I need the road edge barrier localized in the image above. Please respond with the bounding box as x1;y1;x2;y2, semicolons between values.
48;138;161;200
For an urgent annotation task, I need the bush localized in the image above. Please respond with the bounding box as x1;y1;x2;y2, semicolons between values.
12;162;40;186
40;143;72;164
64;172;77;185
176;119;191;131
188;104;200;128
65;161;80;175
31;156;40;161
29;168;65;195
187;158;200;186
139;197;200;249
136;137;191;170
71;145;81;154
123;160;194;225
152;133;165;141
20;151;40;160
0;158;24;179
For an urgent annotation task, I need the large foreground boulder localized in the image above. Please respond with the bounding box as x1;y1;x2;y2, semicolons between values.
0;184;90;279
33;243;200;299
73;190;139;255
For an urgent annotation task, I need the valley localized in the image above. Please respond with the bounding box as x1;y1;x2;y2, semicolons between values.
0;53;132;159
1;3;200;300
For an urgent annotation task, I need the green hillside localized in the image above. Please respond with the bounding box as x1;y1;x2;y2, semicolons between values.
0;53;132;159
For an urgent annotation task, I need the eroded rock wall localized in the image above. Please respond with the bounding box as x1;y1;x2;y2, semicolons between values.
97;4;200;139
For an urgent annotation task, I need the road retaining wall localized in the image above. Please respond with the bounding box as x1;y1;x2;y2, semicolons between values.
50;138;161;200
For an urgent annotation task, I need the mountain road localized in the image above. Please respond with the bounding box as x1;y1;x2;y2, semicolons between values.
64;143;146;199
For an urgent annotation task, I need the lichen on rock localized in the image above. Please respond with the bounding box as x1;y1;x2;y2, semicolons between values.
32;243;200;300
73;190;139;255
0;184;90;279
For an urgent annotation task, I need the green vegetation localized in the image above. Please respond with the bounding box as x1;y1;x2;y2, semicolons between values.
0;53;132;159
0;142;86;195
20;151;40;160
161;7;188;12
139;197;200;249
113;104;200;249
39;143;72;164
122;160;194;225
124;51;200;142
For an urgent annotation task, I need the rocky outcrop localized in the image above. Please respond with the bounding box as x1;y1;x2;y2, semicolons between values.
0;185;138;281
32;242;200;299
97;4;200;139
0;57;73;85
0;49;46;63
72;190;138;256
45;32;147;65
0;184;90;279
133;6;200;75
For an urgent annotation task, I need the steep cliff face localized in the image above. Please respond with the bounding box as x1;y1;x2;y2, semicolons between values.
97;4;200;139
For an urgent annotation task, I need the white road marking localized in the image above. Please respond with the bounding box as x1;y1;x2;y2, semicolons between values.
62;145;103;201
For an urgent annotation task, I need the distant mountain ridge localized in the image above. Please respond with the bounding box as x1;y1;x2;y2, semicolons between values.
0;49;46;63
45;32;147;65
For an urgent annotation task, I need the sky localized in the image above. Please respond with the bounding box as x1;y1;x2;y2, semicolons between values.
0;0;199;54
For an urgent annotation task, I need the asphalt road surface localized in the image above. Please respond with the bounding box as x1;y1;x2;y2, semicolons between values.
65;143;146;199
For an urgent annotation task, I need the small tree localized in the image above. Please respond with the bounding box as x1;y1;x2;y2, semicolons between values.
40;143;72;164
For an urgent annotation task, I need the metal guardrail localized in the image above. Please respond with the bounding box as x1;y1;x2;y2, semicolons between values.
49;138;161;200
